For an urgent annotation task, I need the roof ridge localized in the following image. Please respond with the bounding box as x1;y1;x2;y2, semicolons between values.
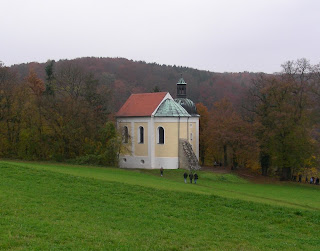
116;92;168;117
131;92;168;95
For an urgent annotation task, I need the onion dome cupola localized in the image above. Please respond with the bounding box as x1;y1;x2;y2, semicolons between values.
175;98;198;116
174;76;199;116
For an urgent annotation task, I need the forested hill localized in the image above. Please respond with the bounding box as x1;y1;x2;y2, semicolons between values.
4;58;320;178
10;57;258;112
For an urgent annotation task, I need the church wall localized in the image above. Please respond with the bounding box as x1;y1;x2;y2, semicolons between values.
153;117;193;169
153;117;198;169
188;117;199;159
177;119;199;159
134;122;148;156
178;122;188;139
117;115;199;169
154;157;179;169
117;117;152;169
118;122;132;155
154;122;179;158
153;118;192;156
188;122;197;153
118;155;151;169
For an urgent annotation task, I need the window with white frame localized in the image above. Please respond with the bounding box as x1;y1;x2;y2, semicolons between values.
138;126;144;144
123;126;129;143
158;126;165;144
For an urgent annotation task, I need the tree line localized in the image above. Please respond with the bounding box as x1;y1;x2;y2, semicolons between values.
197;59;320;180
0;60;120;165
10;57;254;112
2;58;320;180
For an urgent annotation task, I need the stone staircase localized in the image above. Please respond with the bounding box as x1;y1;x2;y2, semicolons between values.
179;139;201;171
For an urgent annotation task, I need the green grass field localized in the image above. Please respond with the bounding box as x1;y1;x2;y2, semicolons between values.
1;160;320;250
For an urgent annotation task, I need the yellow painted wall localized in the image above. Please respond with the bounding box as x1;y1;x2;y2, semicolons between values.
189;122;197;151
134;122;148;156
155;122;178;157
177;122;197;150
178;122;188;139
155;121;192;157
119;122;132;155
119;120;197;159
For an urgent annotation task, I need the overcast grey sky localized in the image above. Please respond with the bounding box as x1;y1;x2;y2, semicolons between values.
1;0;319;73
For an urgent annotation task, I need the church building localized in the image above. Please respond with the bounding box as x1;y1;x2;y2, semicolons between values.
116;78;199;169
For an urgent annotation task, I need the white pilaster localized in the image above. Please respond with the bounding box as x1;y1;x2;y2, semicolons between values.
195;117;199;160
150;116;155;168
131;121;134;155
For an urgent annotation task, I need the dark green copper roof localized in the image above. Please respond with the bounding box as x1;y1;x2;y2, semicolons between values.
174;98;198;116
154;99;190;117
177;78;187;85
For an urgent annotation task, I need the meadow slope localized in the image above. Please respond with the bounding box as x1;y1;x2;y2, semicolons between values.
0;161;319;250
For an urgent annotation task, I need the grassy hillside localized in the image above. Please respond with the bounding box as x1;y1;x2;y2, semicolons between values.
1;161;320;250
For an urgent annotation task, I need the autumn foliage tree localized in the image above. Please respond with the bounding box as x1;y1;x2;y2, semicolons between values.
246;59;317;180
0;61;119;165
206;99;258;169
196;103;210;166
0;63;25;157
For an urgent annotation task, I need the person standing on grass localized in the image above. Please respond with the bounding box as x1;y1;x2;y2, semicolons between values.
183;172;188;183
194;173;198;184
160;167;164;177
189;172;193;184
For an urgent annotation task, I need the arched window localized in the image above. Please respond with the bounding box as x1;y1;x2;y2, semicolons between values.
138;126;144;144
158;126;164;144
123;126;129;143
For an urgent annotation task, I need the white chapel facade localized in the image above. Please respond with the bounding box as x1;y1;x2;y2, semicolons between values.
116;78;199;169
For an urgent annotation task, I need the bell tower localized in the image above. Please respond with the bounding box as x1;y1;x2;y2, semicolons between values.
176;75;187;98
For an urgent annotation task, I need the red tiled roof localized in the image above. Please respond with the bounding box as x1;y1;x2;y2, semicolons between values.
116;92;168;117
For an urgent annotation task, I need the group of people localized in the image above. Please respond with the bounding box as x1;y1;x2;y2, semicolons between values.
183;172;198;184
306;176;320;185
160;168;199;184
293;174;319;185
